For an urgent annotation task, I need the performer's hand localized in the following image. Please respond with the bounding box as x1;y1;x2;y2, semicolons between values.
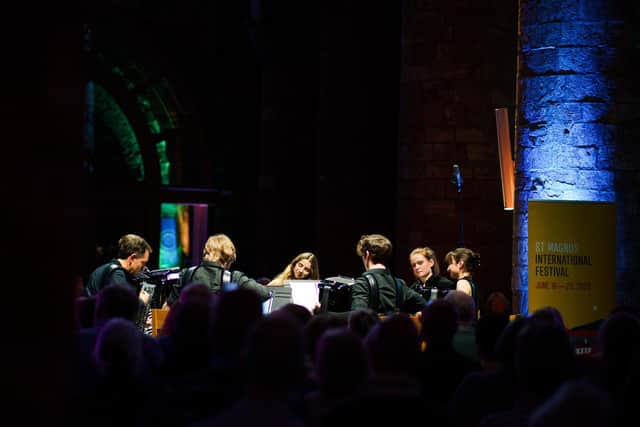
140;289;150;305
312;301;322;315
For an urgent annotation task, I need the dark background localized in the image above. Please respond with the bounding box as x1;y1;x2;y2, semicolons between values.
81;2;515;307
0;2;519;424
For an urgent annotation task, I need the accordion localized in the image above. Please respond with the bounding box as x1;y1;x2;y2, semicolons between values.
317;276;355;313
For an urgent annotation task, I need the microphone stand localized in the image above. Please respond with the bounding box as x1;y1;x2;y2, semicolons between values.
452;165;465;247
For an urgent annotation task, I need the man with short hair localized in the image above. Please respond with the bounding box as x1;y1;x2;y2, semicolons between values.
84;233;152;306
351;234;426;314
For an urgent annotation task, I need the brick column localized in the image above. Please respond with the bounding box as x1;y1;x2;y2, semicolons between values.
514;0;639;311
398;0;516;308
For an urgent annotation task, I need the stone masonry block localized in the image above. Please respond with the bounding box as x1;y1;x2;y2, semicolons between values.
523;47;615;75
521;102;610;125
520;0;579;26
577;170;614;190
520;75;612;105
522;21;610;50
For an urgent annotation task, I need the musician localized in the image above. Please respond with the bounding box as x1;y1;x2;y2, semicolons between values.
84;233;151;307
351;234;426;314
408;246;454;302
267;252;320;286
445;247;481;316
167;233;271;305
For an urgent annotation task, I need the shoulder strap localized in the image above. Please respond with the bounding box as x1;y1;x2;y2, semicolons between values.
223;269;232;285
364;273;379;310
102;263;125;288
365;272;404;312
393;277;403;311
467;276;478;317
182;265;199;286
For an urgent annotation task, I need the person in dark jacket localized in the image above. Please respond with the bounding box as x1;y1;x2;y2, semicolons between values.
84;233;152;307
351;234;426;315
408;246;454;302
168;233;271;305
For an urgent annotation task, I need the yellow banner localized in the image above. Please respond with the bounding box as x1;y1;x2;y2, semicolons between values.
528;200;616;329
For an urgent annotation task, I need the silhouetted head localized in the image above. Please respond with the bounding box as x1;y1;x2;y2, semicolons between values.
365;313;420;377
314;327;369;395
421;298;458;347
95;284;138;326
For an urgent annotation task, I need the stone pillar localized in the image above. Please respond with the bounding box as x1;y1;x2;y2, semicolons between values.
514;0;638;312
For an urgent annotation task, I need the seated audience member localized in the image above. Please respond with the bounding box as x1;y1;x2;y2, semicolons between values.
304;312;346;369
323;314;442;427
275;303;314;327
445;290;478;362
347;308;380;338
193;314;308;427
529;380;614;427
85;318;150;427
479;317;578;427
591;310;640;426
210;288;264;367
474;313;510;370
365;313;421;385
418;299;480;410
485;291;510;317
159;292;217;375
141;288;223;427
530;305;567;331
304;327;370;427
159;282;214;338
448;316;527;427
73;285;163;381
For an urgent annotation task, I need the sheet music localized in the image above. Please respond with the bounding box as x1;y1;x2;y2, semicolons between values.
284;280;320;312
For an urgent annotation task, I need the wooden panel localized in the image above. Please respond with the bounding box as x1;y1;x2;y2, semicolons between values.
495;107;514;210
151;308;170;337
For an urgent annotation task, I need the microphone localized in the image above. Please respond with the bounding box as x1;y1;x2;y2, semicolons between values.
452;164;463;193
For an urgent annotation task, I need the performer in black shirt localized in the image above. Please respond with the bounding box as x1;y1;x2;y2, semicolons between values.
408;246;454;302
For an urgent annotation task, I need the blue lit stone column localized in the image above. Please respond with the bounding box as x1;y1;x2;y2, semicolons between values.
513;0;627;313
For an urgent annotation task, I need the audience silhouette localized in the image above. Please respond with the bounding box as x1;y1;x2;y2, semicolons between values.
66;268;640;427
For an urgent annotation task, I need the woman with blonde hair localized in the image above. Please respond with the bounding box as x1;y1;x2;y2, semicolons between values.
268;252;320;286
408;246;454;302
